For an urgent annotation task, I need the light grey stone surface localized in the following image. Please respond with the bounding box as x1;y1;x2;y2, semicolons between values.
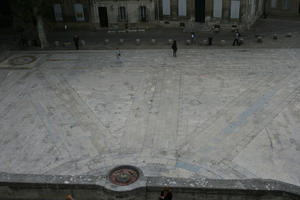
0;49;299;187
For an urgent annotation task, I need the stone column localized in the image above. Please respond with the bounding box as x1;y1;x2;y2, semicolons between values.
171;0;178;19
240;0;248;23
188;0;195;20
206;0;214;20
222;0;231;21
89;1;98;24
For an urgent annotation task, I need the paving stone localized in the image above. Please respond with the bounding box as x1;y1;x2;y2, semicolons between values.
0;49;299;187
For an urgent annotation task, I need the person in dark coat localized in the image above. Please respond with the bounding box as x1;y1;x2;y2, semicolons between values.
171;40;177;57
232;29;241;46
159;187;173;200
73;34;79;50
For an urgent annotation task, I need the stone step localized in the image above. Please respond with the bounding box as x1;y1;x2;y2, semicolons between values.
183;22;211;33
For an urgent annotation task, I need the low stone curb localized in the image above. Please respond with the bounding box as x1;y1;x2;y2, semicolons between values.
0;172;299;200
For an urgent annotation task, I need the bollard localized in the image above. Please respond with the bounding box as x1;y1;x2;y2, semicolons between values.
54;41;60;47
136;38;141;45
27;40;32;47
239;38;244;45
286;32;292;38
151;39;156;44
257;36;263;43
63;42;72;47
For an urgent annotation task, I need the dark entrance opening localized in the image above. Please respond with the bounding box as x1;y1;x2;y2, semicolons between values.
195;0;205;22
140;6;147;22
98;7;108;27
0;1;12;27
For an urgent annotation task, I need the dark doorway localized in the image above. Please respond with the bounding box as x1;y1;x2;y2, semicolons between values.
195;0;205;22
98;7;108;27
140;6;147;22
0;1;12;27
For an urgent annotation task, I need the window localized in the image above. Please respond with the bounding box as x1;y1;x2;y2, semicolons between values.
163;0;171;15
74;3;85;21
178;0;187;16
53;4;63;21
271;0;277;8
282;0;288;9
230;0;240;19
250;0;255;16
119;6;127;21
140;6;147;22
213;0;222;18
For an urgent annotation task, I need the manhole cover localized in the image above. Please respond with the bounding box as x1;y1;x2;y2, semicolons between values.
8;56;37;66
109;166;139;186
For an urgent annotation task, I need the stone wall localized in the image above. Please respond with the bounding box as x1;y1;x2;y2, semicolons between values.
0;173;299;200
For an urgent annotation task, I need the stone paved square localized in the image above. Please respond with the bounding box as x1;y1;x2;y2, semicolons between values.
0;49;299;186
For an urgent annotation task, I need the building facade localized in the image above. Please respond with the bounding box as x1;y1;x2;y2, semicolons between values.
52;0;91;23
89;0;156;28
157;0;265;29
266;0;300;16
51;0;155;29
51;0;266;30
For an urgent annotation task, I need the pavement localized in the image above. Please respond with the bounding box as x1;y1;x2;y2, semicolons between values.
0;48;300;187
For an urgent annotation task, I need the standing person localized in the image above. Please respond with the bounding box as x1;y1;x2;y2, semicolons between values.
171;40;177;57
232;30;241;46
159;190;165;200
116;48;122;63
73;34;79;50
191;32;195;40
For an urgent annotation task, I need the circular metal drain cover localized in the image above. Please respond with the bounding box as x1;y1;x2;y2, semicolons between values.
8;56;37;65
109;166;139;186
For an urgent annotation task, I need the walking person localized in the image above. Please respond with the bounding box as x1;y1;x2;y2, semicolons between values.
73;34;79;50
171;40;177;57
191;32;195;41
191;32;195;40
232;29;241;46
116;48;122;63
